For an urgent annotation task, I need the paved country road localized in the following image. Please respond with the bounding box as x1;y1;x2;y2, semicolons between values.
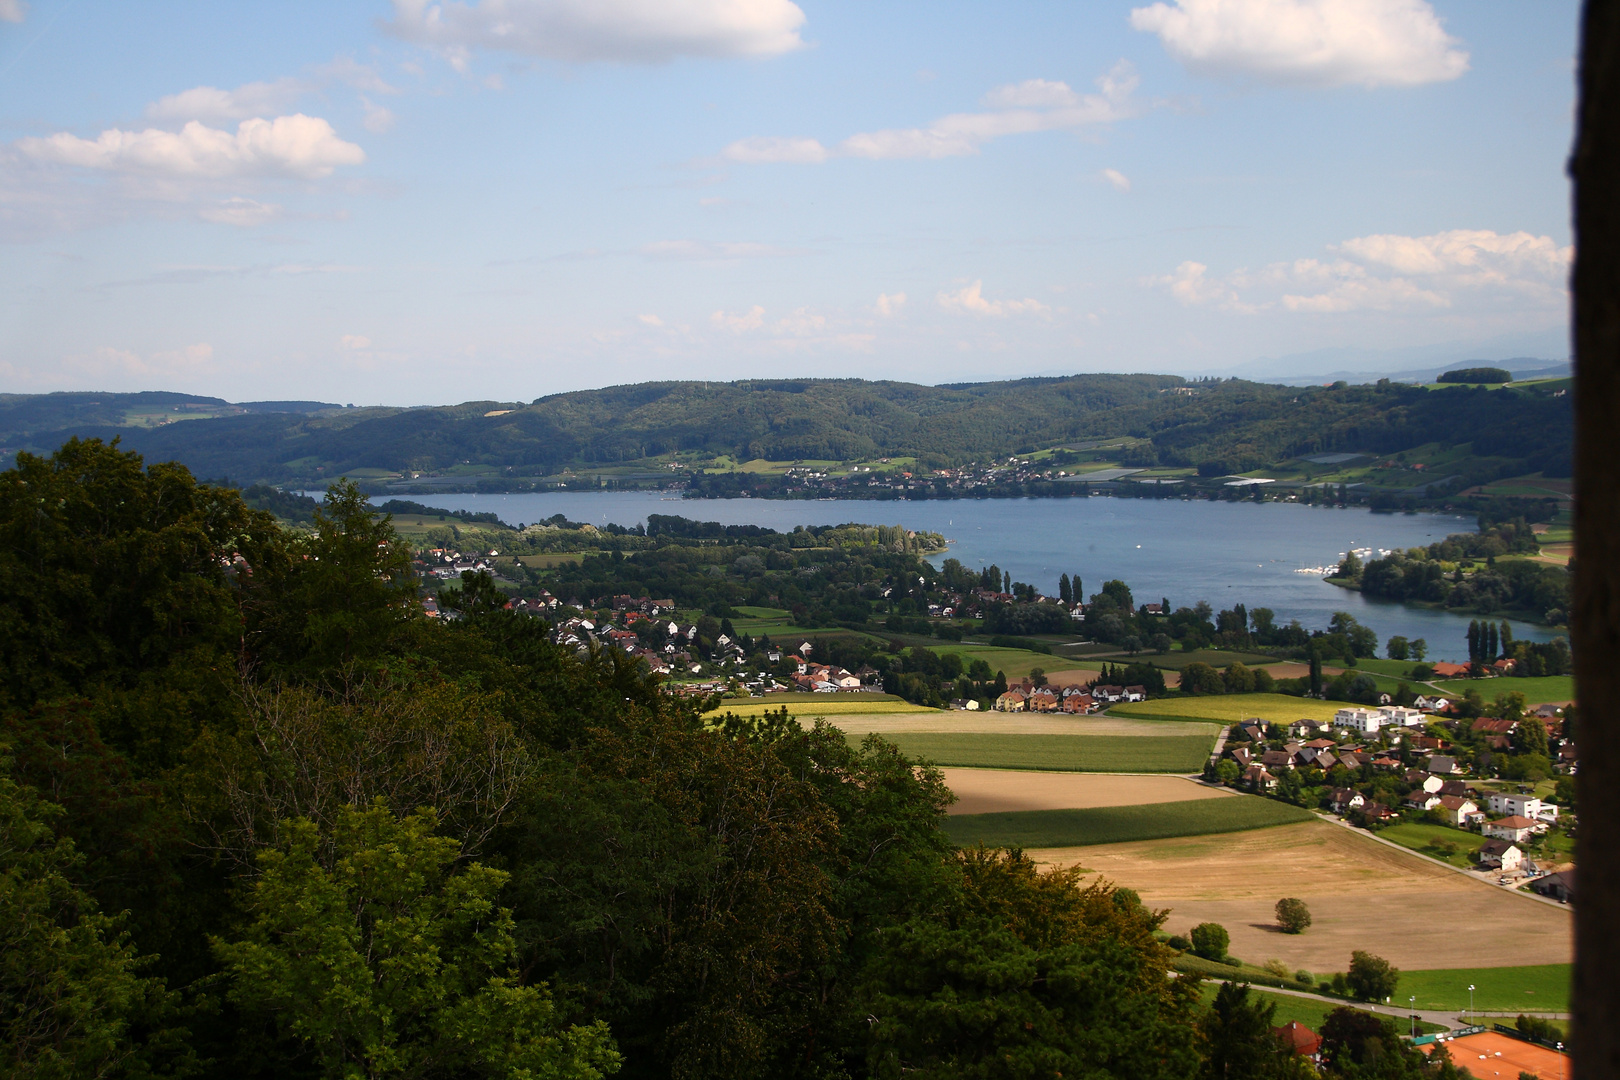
1196;978;1568;1032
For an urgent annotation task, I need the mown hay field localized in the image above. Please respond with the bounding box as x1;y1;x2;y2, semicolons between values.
1109;694;1348;725
943;796;1312;848
941;770;1229;815
1031;820;1571;974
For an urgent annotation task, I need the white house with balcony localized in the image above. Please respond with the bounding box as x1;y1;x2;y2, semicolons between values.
1378;705;1427;728
1334;707;1381;734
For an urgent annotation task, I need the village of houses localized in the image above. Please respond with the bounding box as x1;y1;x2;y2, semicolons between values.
416;553;1577;904
1218;702;1575;903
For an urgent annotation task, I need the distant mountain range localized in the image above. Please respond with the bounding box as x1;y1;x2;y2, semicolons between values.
0;373;1572;495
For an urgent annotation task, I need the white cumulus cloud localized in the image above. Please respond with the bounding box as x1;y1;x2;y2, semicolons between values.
937;281;1049;317
385;0;807;63
723;61;1138;164
1152;228;1570;315
18;115;366;179
1129;0;1469;88
146;78;310;123
341;334;373;349
0;0;28;23
874;292;906;317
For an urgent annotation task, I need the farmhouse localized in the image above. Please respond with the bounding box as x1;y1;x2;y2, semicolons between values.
1275;1022;1322;1059
1477;839;1524;872
1329;788;1365;814
1244;764;1277;791
1483;815;1541;843
1403;791;1442;812
1436;796;1481;828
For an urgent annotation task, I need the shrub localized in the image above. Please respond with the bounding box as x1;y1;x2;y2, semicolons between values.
1295;970;1313;986
1263;959;1291;979
1275;897;1312;934
1190;922;1230;961
1166;935;1191;952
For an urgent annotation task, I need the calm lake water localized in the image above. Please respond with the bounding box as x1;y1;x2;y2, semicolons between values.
363;491;1559;659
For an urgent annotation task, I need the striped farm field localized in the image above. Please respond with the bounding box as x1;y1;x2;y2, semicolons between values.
703;695;936;718
942;796;1313;848
861;732;1217;773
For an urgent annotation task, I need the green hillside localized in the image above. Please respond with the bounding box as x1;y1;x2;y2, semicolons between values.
1;374;1571;495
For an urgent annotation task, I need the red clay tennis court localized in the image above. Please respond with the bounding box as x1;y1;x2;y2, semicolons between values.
1422;1031;1567;1079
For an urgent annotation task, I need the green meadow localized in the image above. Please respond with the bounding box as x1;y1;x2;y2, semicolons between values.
861;732;1217;773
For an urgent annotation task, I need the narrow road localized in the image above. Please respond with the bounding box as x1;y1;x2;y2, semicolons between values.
1198;978;1567;1030
1208;724;1232;767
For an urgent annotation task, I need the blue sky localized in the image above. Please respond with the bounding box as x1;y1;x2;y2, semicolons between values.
0;0;1580;404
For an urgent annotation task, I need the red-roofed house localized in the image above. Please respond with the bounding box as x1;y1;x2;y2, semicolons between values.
1275;1022;1322;1058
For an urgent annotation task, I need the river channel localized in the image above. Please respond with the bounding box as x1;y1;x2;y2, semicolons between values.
362;491;1560;657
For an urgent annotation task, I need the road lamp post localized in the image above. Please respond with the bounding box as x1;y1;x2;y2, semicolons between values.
1410;997;1416;1037
1468;984;1475;1024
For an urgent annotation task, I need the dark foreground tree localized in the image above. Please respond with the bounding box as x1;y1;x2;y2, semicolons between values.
0;755;184;1079
1197;982;1314;1080
859;848;1200;1079
214;801;619;1080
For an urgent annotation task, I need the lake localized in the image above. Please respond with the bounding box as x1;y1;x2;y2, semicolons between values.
361;491;1560;658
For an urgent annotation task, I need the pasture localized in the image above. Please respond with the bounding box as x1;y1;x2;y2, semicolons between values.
940;770;1228;815
1395;964;1570;1014
1194;986;1443;1036
859;732;1215;773
1427;676;1575;705
942;796;1312;848
1375;822;1480;868
1031;820;1572;973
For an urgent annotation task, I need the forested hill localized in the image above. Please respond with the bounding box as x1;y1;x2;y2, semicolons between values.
0;373;1571;489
